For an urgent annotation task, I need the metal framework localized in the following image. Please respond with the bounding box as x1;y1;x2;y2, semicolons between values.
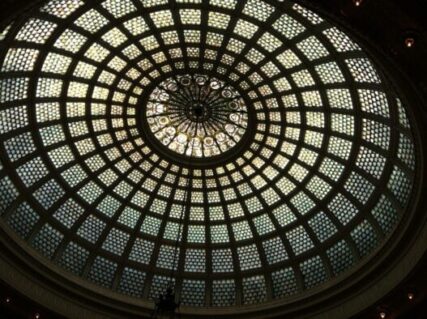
0;0;418;315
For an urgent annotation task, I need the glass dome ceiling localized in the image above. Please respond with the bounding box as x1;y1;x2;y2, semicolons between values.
0;0;417;310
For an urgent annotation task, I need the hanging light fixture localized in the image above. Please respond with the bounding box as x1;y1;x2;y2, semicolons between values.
150;83;199;317
150;169;190;318
150;286;180;319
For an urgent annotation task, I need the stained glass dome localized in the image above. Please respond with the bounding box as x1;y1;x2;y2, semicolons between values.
144;74;249;160
0;0;417;314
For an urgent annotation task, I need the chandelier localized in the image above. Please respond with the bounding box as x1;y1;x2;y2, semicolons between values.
150;84;201;317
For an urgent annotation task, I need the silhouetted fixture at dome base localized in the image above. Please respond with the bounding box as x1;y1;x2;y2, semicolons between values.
151;287;180;319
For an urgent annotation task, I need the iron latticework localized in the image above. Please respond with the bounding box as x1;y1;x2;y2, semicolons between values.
0;0;417;312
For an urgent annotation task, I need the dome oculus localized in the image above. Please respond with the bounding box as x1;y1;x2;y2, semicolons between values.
145;75;248;158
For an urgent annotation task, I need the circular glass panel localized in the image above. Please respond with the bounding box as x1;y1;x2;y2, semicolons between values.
145;75;248;158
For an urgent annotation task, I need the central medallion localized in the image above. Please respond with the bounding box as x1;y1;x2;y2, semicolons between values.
145;75;249;158
186;101;211;122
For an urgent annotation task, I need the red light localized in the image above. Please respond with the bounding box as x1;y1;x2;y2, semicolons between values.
405;37;415;48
